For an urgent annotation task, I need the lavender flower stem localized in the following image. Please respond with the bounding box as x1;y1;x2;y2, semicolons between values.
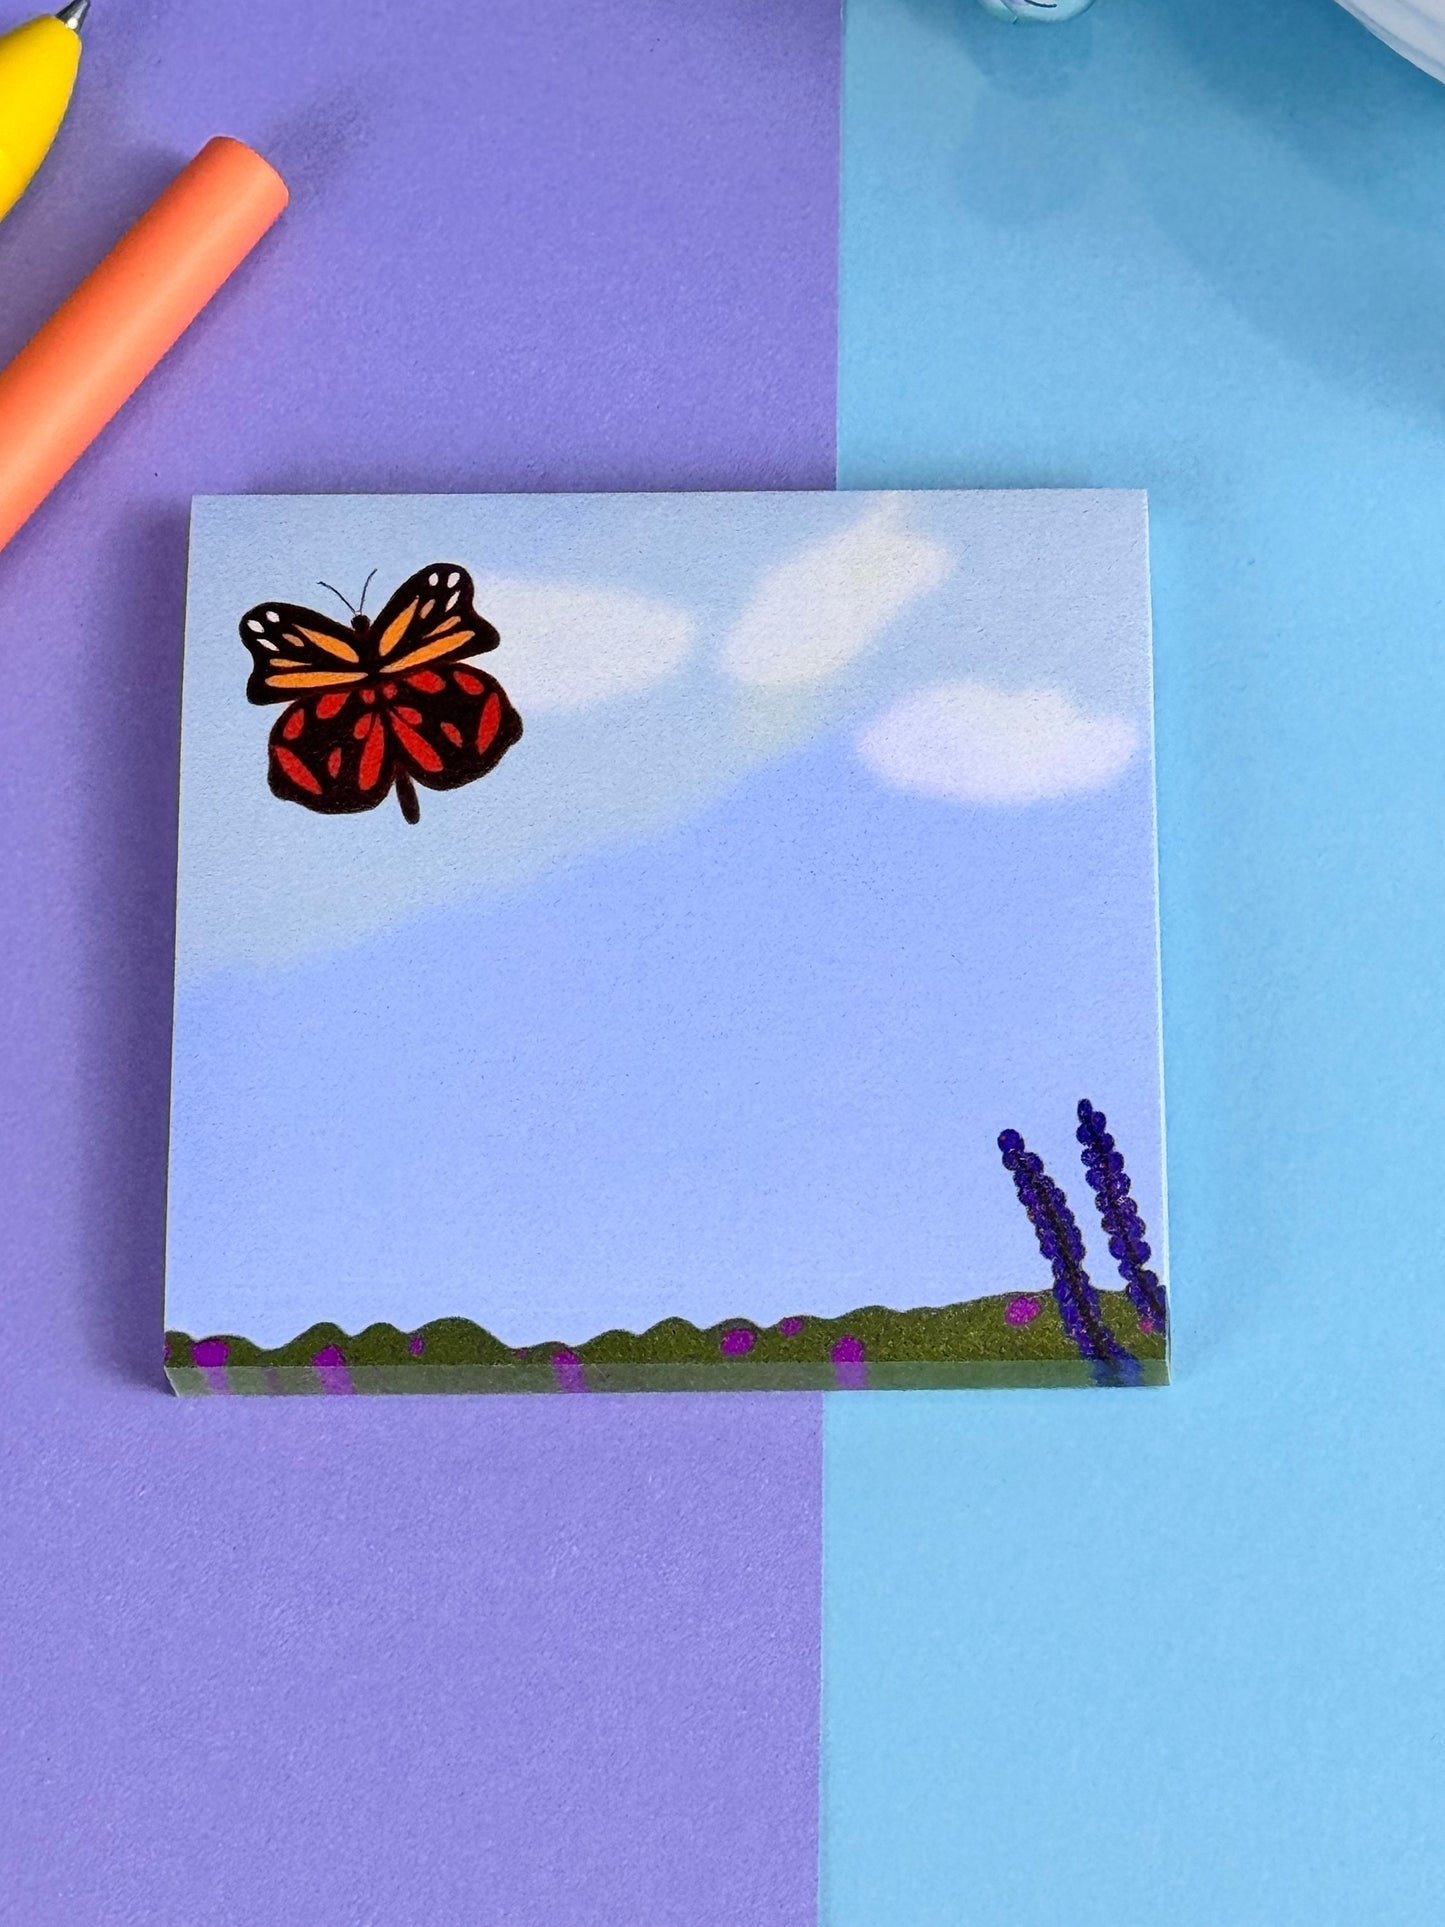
997;1128;1135;1378
1075;1100;1167;1330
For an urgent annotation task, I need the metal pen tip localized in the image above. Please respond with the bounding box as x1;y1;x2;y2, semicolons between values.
57;0;90;32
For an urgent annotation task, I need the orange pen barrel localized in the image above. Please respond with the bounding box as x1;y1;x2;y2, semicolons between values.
0;136;288;555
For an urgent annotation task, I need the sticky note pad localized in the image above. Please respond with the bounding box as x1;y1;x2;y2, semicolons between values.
165;491;1168;1394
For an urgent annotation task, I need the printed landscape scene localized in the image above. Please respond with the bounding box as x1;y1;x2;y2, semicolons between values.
167;490;1167;1393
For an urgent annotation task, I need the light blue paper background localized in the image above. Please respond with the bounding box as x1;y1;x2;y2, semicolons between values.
827;2;1445;1923
167;490;1163;1348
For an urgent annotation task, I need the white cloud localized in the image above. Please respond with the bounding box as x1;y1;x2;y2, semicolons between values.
856;681;1137;805
476;577;694;711
720;496;952;688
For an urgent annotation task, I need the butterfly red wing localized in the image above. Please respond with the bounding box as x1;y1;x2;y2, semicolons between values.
266;685;400;815
383;661;524;798
266;668;524;820
241;566;521;823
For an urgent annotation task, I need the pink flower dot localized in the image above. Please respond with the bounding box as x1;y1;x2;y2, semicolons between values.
721;1327;756;1356
408;1332;426;1357
778;1317;805;1337
831;1334;866;1364
1005;1296;1042;1327
1139;1315;1158;1335
313;1344;346;1368
553;1350;587;1393
193;1339;230;1368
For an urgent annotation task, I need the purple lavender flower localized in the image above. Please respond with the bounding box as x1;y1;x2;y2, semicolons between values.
1075;1100;1167;1332
997;1128;1137;1382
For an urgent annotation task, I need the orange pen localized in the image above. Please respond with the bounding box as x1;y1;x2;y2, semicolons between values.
0;135;289;556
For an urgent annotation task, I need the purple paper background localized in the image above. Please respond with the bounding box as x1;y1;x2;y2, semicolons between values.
0;2;837;1921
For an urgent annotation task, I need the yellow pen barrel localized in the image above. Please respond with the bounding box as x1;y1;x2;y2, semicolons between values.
0;147;28;223
0;16;83;223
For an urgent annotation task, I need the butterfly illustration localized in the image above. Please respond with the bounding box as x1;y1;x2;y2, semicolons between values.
240;564;523;825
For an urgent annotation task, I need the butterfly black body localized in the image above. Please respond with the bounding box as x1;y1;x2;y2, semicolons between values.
240;564;522;824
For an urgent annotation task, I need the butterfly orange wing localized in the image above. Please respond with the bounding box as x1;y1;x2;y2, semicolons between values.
364;564;501;675
240;601;370;704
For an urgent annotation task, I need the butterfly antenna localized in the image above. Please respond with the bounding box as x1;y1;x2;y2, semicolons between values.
357;568;379;615
317;580;358;617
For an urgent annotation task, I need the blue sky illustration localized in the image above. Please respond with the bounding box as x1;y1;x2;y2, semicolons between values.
167;490;1164;1346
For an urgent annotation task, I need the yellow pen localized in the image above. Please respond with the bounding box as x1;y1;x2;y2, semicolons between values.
0;1;89;226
